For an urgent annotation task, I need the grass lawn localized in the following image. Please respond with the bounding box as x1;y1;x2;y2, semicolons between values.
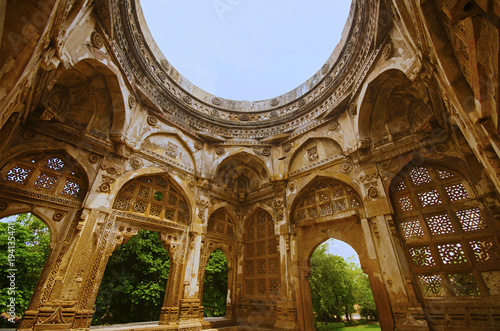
316;322;381;331
337;324;381;330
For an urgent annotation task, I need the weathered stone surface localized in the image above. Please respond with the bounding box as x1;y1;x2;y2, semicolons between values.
0;0;498;330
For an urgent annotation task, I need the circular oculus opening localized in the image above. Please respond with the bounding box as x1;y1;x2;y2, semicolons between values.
140;0;352;102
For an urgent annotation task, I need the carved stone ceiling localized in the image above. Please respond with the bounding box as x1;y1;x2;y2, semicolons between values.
110;0;387;140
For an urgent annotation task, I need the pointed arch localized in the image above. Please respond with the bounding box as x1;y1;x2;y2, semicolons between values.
113;174;191;226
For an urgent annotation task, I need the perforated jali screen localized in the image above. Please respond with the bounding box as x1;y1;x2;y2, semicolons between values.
1;153;84;200
114;176;189;224
244;209;280;298
391;164;500;298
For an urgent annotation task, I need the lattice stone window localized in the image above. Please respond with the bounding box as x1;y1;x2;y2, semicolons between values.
113;175;189;225
391;163;499;298
294;179;362;223
1;153;84;200
207;209;235;238
244;209;280;298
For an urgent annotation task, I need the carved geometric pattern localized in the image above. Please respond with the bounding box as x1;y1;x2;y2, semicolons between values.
4;166;32;184
246;243;254;258
257;241;266;256
449;273;480;296
398;196;413;212
482;271;500;295
437;243;467;265
46;157;65;171
409;246;435;267
244;209;280;298
392;163;498;300
437;169;454;180
395;180;407;191
138;185;150;198
246;261;254;276
115;196;132;210
456;208;487;232
34;173;58;190
400;219;425;240
245;280;254;295
133;201;147;213
150;204;162;218
268;258;279;275
294;179;362;223
425;213;455;236
469;239;499;263
257;279;266;295
257;260;266;274
349;197;362;208
269;279;280;296
418;274;445;297
113;175;189;225
410;166;432;185
268;238;277;255
62;180;81;197
445;184;469;202
418;190;442;207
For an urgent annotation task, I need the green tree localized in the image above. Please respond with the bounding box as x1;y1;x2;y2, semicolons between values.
310;243;356;323
92;230;170;325
202;249;228;317
0;214;51;327
350;264;377;320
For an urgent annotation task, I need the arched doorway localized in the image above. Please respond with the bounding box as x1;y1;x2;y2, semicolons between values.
201;248;228;318
309;239;378;328
290;176;393;330
0;213;51;328
92;229;170;325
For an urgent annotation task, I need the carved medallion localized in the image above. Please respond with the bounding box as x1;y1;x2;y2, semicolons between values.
147;115;158;127
91;31;104;49
128;95;136;109
194;141;203;150
270;99;279;107
129;156;143;170
270;110;278;118
89;155;99;164
212;97;222;106
216;147;225;155
298;99;307;107
329;120;340;131
53;212;64;221
307;146;319;162
262;148;271;157
157;71;166;81
435;143;449;153
211;109;220;117
368;186;379;198
382;41;393;60
240;114;249;121
283;143;292;152
340;160;354;174
325;75;334;86
183;95;192;104
161;59;170;70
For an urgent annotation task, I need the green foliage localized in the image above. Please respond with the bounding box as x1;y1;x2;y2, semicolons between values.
202;249;228;317
310;242;377;323
0;214;51;328
92;230;170;325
